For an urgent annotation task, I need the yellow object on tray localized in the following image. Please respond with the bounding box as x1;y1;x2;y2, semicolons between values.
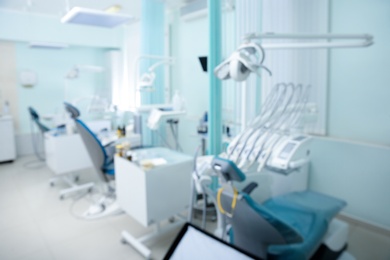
140;158;167;170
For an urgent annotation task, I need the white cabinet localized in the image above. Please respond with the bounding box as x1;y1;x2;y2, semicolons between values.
44;133;92;175
115;147;193;227
0;116;16;162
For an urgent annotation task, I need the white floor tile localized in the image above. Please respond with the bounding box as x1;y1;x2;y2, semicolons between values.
36;209;109;249
107;214;155;238
348;225;390;260
0;204;35;231
14;169;53;189
1;156;390;260
148;229;180;259
0;188;26;211
0;161;22;176
49;226;141;260
0;222;48;259
0;169;18;190
12;248;54;260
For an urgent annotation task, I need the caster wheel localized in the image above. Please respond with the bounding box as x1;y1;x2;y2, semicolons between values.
50;182;54;187
169;217;175;223
59;195;64;200
74;176;80;182
87;188;93;193
121;238;127;245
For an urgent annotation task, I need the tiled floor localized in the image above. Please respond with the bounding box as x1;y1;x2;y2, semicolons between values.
0;156;177;260
0;155;389;260
347;223;390;260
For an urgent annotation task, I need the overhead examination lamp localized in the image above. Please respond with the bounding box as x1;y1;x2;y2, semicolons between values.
214;42;272;82
137;59;174;91
61;6;134;28
215;33;374;82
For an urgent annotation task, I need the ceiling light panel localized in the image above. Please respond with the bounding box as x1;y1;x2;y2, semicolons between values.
61;7;134;28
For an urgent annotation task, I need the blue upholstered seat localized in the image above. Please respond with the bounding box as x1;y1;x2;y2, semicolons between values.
28;107;50;133
75;119;115;176
64;102;115;180
212;156;346;259
262;191;346;259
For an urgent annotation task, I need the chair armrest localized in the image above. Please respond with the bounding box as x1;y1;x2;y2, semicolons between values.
104;141;116;148
242;182;258;195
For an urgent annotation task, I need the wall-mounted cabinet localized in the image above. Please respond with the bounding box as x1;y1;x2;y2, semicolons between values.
0;115;16;162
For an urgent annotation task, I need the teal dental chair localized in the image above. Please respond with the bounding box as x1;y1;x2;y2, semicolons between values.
64;102;122;219
28;107;50;133
64;102;114;182
28;107;51;161
211;157;348;260
64;102;115;183
29;106;95;199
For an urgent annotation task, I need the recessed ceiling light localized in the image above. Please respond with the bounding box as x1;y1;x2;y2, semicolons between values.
61;7;134;28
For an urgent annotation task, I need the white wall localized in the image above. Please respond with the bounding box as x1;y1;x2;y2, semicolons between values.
213;0;390;229
0;41;18;125
261;0;329;135
170;12;209;154
117;22;141;111
0;10;123;49
310;137;390;229
309;0;390;229
328;0;390;145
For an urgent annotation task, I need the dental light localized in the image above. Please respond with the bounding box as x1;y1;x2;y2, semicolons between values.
61;6;134;28
245;33;374;49
214;42;272;82
215;33;374;82
137;72;156;89
137;59;174;91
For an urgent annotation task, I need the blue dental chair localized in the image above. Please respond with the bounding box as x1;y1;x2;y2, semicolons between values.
28;106;95;198
28;107;50;133
211;157;347;260
27;107;52;161
63;102;115;183
64;102;122;219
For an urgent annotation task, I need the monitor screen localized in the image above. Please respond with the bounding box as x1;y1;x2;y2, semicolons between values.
198;56;207;72
164;223;259;260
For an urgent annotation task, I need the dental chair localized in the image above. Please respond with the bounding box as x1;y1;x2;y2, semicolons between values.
28;106;95;199
28;107;50;133
211;157;349;260
28;107;51;161
64;102;122;219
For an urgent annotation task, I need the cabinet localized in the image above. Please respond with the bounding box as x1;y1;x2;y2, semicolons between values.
0;116;16;162
44;133;92;174
116;147;193;227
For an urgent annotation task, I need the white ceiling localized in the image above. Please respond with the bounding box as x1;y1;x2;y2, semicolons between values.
0;0;142;17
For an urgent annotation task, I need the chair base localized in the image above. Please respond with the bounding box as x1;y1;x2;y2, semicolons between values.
337;251;355;260
82;198;123;220
323;219;350;252
121;216;185;260
49;174;94;200
311;219;354;260
311;243;349;260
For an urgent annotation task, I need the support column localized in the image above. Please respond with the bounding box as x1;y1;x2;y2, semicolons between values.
140;0;165;146
208;0;222;155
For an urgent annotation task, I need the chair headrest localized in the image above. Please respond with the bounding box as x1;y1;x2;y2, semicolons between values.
28;107;39;120
211;157;246;182
64;102;80;119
